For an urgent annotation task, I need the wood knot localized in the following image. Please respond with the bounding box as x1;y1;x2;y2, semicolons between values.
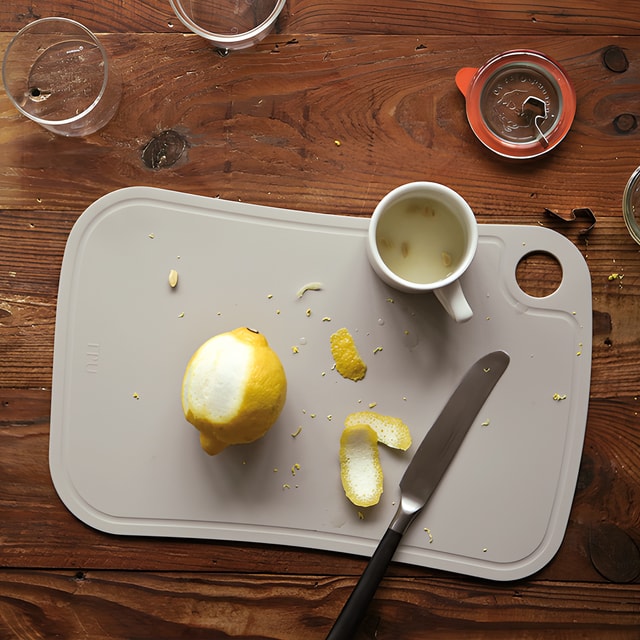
141;130;188;170
589;522;640;583
613;113;638;134
602;46;629;73
575;453;595;493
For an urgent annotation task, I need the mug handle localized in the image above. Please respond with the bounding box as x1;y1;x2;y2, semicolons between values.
434;281;473;323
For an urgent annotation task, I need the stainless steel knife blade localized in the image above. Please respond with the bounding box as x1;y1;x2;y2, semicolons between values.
326;350;510;640
391;349;511;534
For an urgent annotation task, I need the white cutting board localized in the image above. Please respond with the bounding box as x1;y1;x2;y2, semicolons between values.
50;187;592;581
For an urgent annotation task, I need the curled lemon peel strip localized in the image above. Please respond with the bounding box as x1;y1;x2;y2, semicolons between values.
344;411;412;451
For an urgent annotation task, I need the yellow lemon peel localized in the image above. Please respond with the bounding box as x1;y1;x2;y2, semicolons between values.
181;327;287;455
344;411;412;451
330;327;367;381
339;424;383;507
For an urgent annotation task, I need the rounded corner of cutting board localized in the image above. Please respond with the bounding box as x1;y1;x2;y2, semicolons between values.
48;452;117;537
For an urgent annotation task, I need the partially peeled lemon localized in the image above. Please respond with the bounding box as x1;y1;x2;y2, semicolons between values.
181;327;287;455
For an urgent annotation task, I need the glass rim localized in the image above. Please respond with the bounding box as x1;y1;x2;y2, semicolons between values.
168;0;286;47
623;165;640;245
461;49;576;160
369;182;479;290
2;17;111;127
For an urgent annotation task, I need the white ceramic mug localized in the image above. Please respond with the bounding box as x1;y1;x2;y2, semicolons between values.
367;182;478;322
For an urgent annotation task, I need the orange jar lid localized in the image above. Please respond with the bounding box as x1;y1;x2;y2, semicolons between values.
456;50;576;160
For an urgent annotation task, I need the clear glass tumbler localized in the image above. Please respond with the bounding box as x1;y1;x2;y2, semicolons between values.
2;17;122;137
169;0;287;51
623;166;640;245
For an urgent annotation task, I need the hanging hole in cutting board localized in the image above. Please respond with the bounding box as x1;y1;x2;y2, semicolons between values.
515;251;563;298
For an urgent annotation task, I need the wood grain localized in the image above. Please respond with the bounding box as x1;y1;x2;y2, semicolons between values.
1;34;639;220
0;570;639;639
2;1;640;636
2;0;640;35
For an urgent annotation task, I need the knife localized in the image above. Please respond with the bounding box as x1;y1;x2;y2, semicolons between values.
326;350;510;639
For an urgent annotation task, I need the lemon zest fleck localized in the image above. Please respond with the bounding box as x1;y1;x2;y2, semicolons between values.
296;282;323;298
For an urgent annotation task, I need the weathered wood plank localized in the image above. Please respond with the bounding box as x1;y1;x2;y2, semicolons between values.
2;0;640;35
1;35;638;225
0;569;638;639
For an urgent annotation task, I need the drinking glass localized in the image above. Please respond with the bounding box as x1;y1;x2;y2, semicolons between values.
2;17;122;137
169;0;287;51
623;166;640;245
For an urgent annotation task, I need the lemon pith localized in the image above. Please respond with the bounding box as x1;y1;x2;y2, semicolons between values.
339;423;383;507
181;327;287;455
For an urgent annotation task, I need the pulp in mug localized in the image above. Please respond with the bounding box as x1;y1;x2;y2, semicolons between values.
375;197;467;284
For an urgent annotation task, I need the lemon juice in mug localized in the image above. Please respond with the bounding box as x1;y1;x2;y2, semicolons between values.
375;197;467;285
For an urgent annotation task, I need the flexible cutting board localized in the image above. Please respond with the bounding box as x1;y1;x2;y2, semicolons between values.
50;187;592;581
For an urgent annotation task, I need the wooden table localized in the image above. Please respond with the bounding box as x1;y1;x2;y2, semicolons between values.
2;1;640;637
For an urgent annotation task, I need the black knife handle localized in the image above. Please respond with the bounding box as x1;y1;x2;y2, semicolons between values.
326;528;403;639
